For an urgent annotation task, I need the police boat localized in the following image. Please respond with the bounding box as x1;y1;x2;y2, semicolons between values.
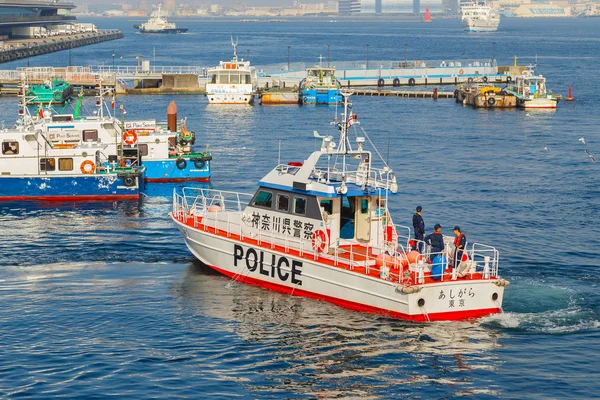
170;91;509;322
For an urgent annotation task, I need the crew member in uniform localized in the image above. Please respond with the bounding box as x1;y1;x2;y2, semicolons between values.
453;226;466;269
412;206;425;253
425;224;444;261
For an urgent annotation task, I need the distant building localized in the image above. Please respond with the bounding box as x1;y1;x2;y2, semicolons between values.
342;0;442;13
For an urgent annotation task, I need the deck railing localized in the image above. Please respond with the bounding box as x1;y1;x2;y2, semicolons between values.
172;190;500;286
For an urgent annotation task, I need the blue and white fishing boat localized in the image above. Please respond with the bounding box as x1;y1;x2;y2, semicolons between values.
31;82;212;183
299;65;342;105
0;90;145;201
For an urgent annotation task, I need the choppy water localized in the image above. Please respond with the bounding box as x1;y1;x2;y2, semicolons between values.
1;17;600;399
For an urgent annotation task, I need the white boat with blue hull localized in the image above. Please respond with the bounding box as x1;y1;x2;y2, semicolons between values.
30;86;212;183
1;91;144;201
300;65;341;105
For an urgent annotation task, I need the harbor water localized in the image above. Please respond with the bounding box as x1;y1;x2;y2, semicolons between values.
1;17;600;398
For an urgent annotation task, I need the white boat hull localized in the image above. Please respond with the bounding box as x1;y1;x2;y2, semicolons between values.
172;216;505;322
205;84;255;104
520;98;558;109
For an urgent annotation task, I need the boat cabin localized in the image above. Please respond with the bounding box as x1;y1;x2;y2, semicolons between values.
209;61;254;86
304;66;338;89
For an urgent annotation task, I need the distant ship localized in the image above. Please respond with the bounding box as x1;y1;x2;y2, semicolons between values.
134;4;188;34
461;1;500;32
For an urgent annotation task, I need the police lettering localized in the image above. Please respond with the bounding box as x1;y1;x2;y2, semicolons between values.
233;244;303;286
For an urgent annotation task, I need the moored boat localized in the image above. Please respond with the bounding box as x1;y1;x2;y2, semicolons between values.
25;79;74;105
260;82;300;105
205;38;257;105
1;91;144;201
299;65;341;105
504;65;559;109
30;82;212;183
170;91;508;322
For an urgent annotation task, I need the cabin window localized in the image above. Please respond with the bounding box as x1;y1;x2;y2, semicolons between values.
58;158;73;171
83;129;98;142
230;73;240;84
2;141;18;155
294;197;306;215
210;74;217;84
138;144;149;156
218;73;229;85
40;158;56;171
277;194;289;212
320;199;333;215
51;115;73;122
360;198;369;214
253;190;273;209
244;74;251;84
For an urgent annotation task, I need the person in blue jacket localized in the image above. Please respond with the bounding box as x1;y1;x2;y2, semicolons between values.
412;206;425;253
425;224;444;261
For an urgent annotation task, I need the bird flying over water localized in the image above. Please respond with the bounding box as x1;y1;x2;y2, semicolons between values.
525;112;531;117
543;146;550;152
585;150;596;162
579;137;586;144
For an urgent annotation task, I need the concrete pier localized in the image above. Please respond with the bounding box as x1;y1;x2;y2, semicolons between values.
0;30;124;64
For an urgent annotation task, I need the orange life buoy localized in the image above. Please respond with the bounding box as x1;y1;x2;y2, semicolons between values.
311;230;327;253
123;130;137;145
458;69;465;75
80;160;96;174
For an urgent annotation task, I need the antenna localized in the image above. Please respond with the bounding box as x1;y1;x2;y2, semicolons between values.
231;36;238;62
386;135;390;165
278;139;281;165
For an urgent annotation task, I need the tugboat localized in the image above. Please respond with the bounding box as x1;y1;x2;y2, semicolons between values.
30;82;212;183
0;89;144;201
299;63;341;105
504;65;559;109
134;4;188;34
170;91;509;322
205;37;257;104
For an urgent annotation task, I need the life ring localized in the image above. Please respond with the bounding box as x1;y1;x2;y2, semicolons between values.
53;90;62;101
311;230;327;253
179;138;188;146
123;130;137;145
193;159;206;169
487;97;496;106
377;78;384;87
123;176;135;187
408;78;416;86
80;160;95;174
482;76;488;83
506;76;512;83
458;69;465;75
467;77;474;84
393;78;400;87
176;158;187;170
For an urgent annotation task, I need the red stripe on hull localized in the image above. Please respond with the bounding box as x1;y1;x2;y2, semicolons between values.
146;177;210;183
206;262;501;323
0;194;140;201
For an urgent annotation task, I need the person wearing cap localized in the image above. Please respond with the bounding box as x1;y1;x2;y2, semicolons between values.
412;206;425;253
424;224;444;261
453;226;467;269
